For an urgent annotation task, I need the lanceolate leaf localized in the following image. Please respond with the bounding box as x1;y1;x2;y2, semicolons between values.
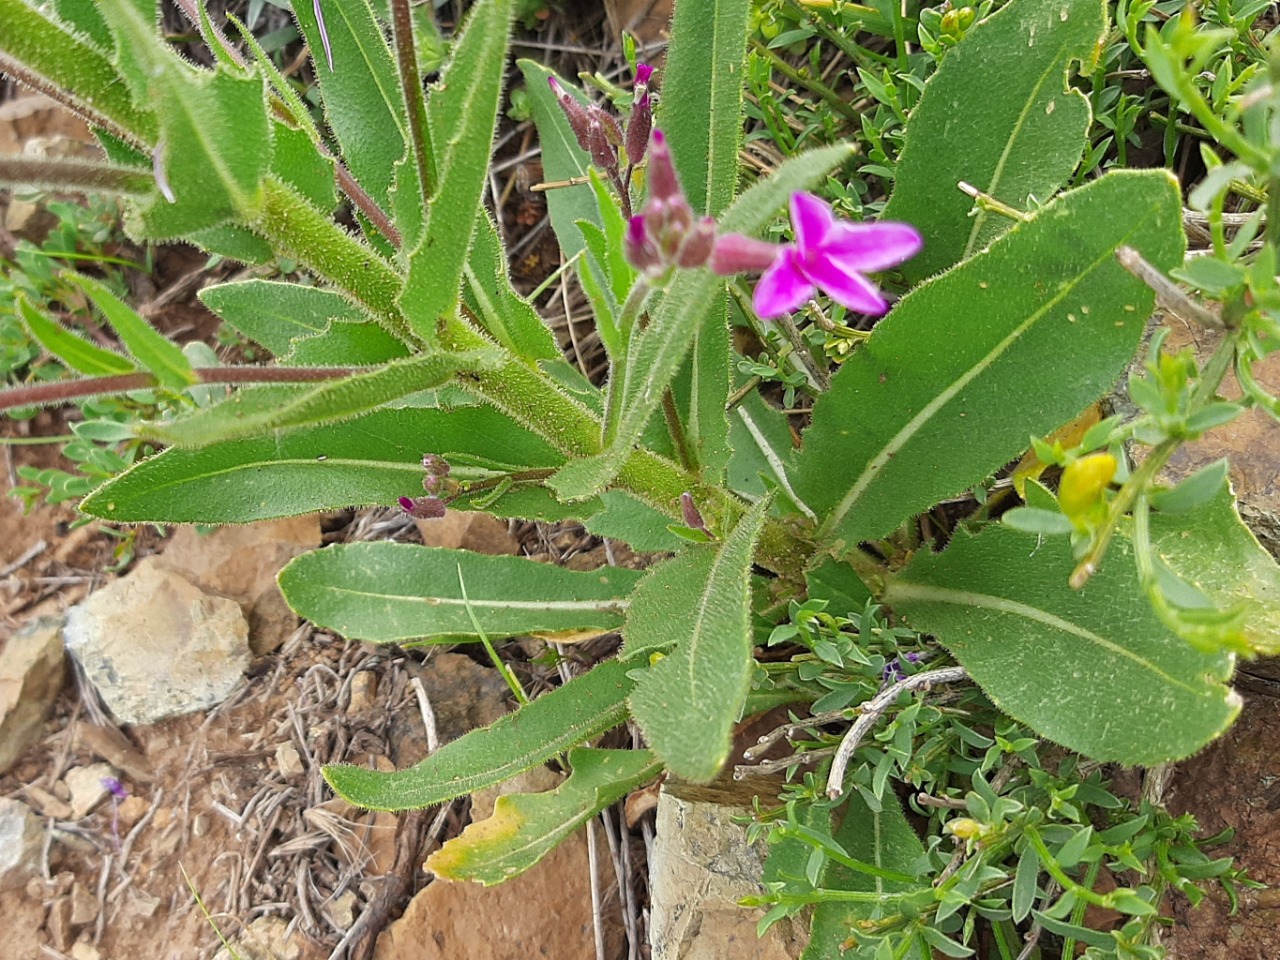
1150;485;1280;655
883;0;1105;280
99;0;271;238
884;524;1240;765
285;320;410;366
80;405;562;523
627;498;770;781
549;145;854;501
322;659;637;810
139;350;499;447
401;0;514;342
17;296;136;377
658;0;750;216
796;171;1184;552
278;542;642;643
463;211;560;362
199;279;368;357
65;273;195;388
292;0;406;214
426;748;662;884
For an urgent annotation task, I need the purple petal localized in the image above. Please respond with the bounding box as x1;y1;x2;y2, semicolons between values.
789;192;835;253
635;63;655;86
753;248;813;319
801;255;889;315
821;221;924;273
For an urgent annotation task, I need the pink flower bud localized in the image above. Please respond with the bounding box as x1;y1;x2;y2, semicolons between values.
549;76;592;152
647;130;682;204
399;496;447;519
676;217;717;269
680;492;707;532
587;118;618;173
625;215;663;274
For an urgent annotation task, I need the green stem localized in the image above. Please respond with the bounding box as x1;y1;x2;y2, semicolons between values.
661;388;698;471
390;0;436;203
254;176;411;339
1024;827;1111;908
748;39;860;122
0;157;154;195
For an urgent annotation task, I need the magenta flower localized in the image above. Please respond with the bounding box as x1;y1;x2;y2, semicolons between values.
716;193;922;320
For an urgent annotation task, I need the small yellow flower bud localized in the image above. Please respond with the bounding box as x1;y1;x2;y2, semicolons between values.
945;817;983;841
1058;453;1117;520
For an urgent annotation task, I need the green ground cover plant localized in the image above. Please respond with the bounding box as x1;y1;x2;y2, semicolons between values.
2;0;1280;955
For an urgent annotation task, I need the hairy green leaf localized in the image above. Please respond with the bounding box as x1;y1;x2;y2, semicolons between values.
199;279;368;356
884;0;1105;280
66;273;195;388
141;350;499;447
292;0;406;214
426;748;662;884
16;296;135;377
462;211;560;362
285;321;411;366
1150;485;1280;655
581;491;685;552
658;0;750;216
322;659;636;810
81;406;564;523
884;524;1240;765
796;171;1184;552
279;542;641;643
401;0;514;341
627;498;770;781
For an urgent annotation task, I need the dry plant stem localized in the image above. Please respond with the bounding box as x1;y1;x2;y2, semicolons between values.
1116;246;1224;329
0;157;154;194
0;366;357;412
825;666;968;799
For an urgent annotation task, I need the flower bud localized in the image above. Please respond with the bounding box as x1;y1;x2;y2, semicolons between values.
587;117;618;173
709;233;784;275
548;77;592;153
680;492;707;531
626;64;655;167
624;215;663;275
422;453;451;477
1058;453;1117;521
399;496;447;519
676;217;717;269
647;130;682;203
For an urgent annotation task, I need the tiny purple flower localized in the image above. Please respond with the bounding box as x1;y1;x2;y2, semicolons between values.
101;776;128;801
715;193;922;320
626;64;655;166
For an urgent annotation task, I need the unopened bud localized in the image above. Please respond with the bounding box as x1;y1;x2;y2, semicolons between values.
624;215;663;274
399;496;447;519
680;492;707;531
676;216;717;269
549;77;592;152
647;130;682;203
587;118;618;173
710;233;784;275
626;64;655;167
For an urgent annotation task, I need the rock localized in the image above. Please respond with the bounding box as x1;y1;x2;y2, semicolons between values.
69;942;102;960
64;561;251;724
115;795;149;829
374;832;611;960
47;896;74;950
0;798;42;891
275;742;305;779
0;616;67;775
68;880;98;926
155;517;321;655
324;889;357;930
63;763;118;819
649;787;807;960
347;671;378;713
75;724;155;783
24;786;73;821
400;653;511;749
213;915;308;960
417;511;519;555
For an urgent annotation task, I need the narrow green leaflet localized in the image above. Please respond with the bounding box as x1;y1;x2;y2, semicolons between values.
800;794;926;960
549;145;854;501
292;0;406;213
271;120;336;213
99;0;271;238
199;279;368;357
796;171;1184;552
627;498;770;781
462;211;560;362
401;0;514;342
278;542;642;643
883;0;1104;280
1150;485;1280;655
140;350;498;447
659;0;749;216
727;391;807;507
673;311;733;485
322;659;636;810
426;748;662;885
16;296;135;376
80;405;563;522
517;61;599;263
66;273;195;388
884;525;1240;765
